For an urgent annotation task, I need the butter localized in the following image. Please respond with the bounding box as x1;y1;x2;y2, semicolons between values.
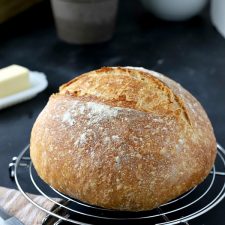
0;65;30;98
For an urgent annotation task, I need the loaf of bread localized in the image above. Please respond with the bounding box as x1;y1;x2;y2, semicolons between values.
30;67;216;211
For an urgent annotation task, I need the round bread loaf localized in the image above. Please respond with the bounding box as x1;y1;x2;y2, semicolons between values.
30;67;216;211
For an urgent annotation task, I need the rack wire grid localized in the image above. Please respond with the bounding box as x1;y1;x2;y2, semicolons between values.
8;143;225;225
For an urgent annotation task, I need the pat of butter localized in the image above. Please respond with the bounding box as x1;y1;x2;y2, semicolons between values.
0;65;30;98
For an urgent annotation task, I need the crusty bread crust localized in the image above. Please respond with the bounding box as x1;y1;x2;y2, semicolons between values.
30;67;216;211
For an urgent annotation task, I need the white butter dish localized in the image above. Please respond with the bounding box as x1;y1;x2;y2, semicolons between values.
0;71;48;110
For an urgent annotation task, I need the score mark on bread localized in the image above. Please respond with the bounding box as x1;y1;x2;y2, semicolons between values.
60;67;191;125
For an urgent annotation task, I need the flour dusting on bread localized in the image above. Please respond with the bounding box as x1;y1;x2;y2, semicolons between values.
61;100;121;127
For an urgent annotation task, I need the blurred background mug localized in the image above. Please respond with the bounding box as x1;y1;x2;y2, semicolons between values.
51;0;119;44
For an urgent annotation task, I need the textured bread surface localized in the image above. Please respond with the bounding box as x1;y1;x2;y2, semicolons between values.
30;67;216;211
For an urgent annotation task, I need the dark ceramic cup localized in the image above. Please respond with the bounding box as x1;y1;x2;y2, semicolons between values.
51;0;119;44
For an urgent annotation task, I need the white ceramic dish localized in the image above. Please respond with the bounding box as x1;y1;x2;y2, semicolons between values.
0;71;48;110
211;0;225;38
140;0;208;21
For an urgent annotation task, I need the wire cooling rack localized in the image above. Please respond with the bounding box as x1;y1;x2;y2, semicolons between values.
9;144;225;225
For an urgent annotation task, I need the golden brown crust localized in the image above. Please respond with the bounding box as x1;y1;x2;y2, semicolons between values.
60;67;191;124
30;67;216;211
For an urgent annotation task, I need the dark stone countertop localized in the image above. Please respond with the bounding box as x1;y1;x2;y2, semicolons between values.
0;0;225;224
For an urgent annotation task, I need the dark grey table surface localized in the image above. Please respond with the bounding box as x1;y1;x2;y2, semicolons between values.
0;0;225;224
